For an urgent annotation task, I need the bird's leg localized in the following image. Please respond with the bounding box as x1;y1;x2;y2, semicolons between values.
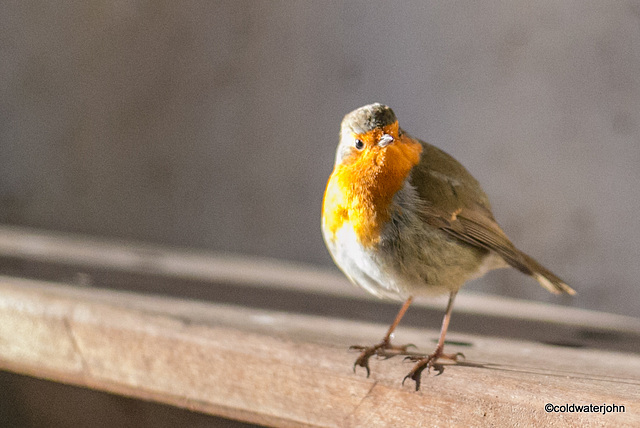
350;296;415;377
403;290;463;390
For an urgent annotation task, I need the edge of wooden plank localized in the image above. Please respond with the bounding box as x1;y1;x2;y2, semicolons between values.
0;225;639;334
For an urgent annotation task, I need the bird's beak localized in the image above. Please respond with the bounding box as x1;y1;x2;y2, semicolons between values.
378;134;394;147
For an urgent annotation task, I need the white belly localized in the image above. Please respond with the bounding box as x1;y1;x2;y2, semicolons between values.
323;218;499;301
324;223;457;300
324;224;404;300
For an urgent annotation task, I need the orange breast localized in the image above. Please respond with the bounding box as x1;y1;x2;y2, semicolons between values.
322;123;422;248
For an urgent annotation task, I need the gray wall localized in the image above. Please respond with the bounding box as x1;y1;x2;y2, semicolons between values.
1;1;638;316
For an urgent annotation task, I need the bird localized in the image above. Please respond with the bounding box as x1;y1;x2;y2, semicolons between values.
321;103;575;390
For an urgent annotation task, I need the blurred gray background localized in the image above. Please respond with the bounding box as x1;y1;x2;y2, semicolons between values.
1;1;638;317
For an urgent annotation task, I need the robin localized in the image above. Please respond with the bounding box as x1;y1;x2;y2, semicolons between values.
321;103;575;390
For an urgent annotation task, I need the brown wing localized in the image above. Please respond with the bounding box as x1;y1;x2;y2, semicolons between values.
410;138;575;295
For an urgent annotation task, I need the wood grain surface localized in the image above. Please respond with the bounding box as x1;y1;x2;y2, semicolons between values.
0;277;638;427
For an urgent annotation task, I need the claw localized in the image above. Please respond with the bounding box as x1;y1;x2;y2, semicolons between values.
403;349;461;390
402;363;428;390
349;339;415;378
440;351;464;361
431;363;445;376
403;354;424;363
353;360;371;377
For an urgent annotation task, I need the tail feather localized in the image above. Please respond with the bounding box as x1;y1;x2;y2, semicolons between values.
488;243;575;295
512;251;576;295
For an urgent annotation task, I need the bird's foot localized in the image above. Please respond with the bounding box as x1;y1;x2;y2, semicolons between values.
402;349;464;390
349;340;416;377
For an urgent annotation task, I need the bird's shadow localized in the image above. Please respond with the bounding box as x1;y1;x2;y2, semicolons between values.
368;349;640;386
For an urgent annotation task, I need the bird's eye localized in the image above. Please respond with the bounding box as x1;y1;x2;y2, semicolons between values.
354;139;364;150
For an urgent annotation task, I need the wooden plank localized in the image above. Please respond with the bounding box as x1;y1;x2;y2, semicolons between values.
1;225;639;335
0;277;638;427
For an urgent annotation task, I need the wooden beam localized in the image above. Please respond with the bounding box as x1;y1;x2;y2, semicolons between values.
0;277;638;426
0;225;639;335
